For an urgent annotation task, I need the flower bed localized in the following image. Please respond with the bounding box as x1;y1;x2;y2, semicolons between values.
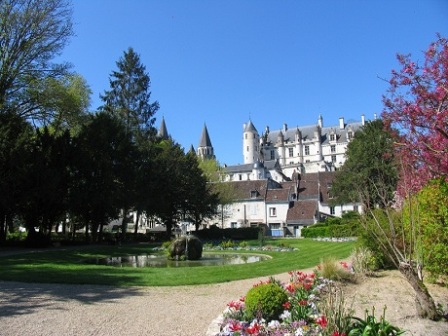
216;263;405;336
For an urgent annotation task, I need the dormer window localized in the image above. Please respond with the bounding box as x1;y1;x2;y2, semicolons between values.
347;130;353;140
330;133;336;141
250;190;258;198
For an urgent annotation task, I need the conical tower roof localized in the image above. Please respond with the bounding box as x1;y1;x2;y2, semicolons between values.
158;117;169;139
244;120;258;133
199;124;212;147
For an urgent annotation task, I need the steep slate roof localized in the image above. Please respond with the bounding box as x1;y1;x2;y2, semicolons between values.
158;117;169;139
244;120;258;133
286;200;318;225
265;188;290;203
199;124;212;147
224;159;281;174
228;180;269;201
297;178;319;200
264;121;363;145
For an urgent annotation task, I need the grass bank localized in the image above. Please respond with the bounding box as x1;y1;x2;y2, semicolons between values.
0;239;355;286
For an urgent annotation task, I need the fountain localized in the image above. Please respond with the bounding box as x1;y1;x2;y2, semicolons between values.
169;223;203;260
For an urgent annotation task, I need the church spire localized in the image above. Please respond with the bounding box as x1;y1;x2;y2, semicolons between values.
158;117;169;140
197;124;214;160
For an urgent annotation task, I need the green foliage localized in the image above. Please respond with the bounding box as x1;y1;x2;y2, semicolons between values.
331;119;398;208
220;239;236;249
161;240;172;249
238;240;248;248
302;212;361;238
100;47;159;138
357;209;401;269
0;0;74;122
348;306;405;336
350;246;380;275
406;178;448;282
244;282;288;321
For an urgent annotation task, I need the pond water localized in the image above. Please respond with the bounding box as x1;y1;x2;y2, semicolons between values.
86;253;269;268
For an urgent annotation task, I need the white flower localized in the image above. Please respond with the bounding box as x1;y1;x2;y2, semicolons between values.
280;310;291;321
295;328;304;336
267;320;281;329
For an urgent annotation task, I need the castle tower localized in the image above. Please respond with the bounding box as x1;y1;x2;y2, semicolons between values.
243;120;259;164
197;124;215;160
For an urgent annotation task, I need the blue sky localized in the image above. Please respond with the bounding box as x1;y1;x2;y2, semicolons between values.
61;1;448;166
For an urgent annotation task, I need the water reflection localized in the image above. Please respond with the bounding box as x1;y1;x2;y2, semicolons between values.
87;253;269;268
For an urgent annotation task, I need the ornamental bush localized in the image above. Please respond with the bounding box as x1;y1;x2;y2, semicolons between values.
244;282;288;321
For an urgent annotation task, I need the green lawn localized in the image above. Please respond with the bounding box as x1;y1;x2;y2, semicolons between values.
0;239;355;286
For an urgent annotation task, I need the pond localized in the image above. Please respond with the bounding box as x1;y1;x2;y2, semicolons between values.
86;253;270;268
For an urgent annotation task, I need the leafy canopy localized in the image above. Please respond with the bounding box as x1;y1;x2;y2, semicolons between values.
382;34;448;194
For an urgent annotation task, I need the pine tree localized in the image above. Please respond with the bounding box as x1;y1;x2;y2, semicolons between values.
100;47;159;141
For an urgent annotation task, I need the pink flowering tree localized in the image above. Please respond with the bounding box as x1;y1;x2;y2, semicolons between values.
382;34;448;195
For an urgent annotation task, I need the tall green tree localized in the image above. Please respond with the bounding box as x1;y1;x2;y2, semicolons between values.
182;151;219;231
0;0;74;123
198;158;236;228
153;139;186;237
0;112;34;242
28;74;92;133
19;127;72;241
70;113;135;242
331;119;398;209
100;47;160;239
100;47;159;140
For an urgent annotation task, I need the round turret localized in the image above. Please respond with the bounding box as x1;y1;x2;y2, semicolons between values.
243;120;259;164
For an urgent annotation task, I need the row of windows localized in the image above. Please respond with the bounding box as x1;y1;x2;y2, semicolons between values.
286;145;337;157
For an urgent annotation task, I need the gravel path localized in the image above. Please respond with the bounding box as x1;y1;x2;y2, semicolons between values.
0;272;296;336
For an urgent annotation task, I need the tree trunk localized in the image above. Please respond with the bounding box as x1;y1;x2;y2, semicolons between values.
0;212;6;242
120;207;128;243
134;210;140;238
399;263;440;321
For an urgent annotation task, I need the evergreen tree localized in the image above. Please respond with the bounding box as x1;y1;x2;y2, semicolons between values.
0;113;34;242
331;119;398;209
100;47;159;140
70;113;135;242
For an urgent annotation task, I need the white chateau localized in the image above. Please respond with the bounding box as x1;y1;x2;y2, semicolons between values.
225;114;366;182
138;114;366;237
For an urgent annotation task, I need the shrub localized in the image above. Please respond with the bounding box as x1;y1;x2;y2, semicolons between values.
319;257;354;282
351;246;380;275
220;239;235;249
244;282;288;321
238;240;248;248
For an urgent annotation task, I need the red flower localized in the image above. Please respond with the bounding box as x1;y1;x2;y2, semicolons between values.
316;315;328;328
332;331;346;336
285;282;296;293
229;321;242;331
283;301;291;309
246;322;261;334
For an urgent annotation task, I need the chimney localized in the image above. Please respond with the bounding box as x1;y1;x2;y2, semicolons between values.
318;114;323;128
339;117;344;129
283;123;288;132
374;113;377;120
361;114;365;126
